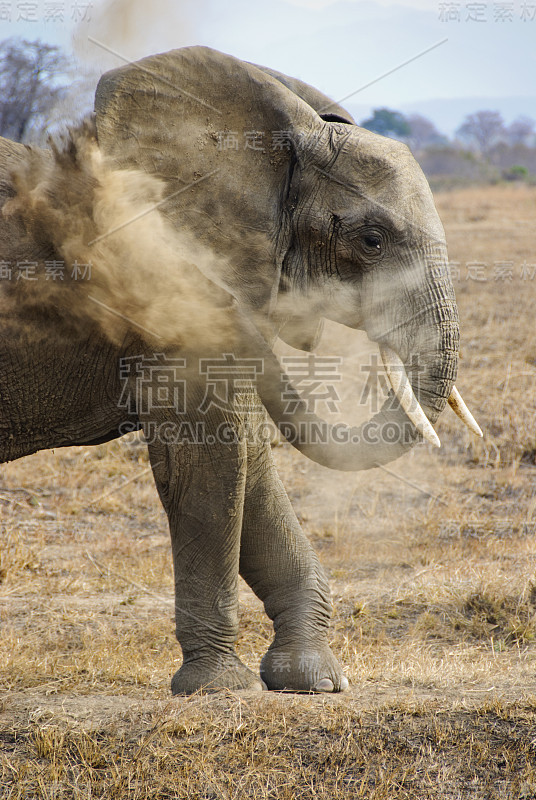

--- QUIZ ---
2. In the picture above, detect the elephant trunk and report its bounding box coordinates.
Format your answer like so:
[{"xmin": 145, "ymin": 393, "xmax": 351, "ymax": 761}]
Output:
[{"xmin": 246, "ymin": 249, "xmax": 473, "ymax": 472}]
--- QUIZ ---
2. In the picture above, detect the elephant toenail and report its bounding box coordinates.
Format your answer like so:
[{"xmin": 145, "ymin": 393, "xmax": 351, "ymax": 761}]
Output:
[
  {"xmin": 340, "ymin": 676, "xmax": 349, "ymax": 691},
  {"xmin": 314, "ymin": 678, "xmax": 334, "ymax": 692}
]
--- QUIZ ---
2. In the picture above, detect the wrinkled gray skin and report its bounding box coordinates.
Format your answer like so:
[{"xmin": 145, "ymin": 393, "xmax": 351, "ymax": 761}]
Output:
[{"xmin": 0, "ymin": 47, "xmax": 459, "ymax": 694}]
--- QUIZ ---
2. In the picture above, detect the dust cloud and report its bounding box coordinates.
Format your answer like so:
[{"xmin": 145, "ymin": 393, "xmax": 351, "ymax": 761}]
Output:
[
  {"xmin": 2, "ymin": 120, "xmax": 237, "ymax": 351},
  {"xmin": 74, "ymin": 0, "xmax": 203, "ymax": 71},
  {"xmin": 46, "ymin": 0, "xmax": 206, "ymax": 144}
]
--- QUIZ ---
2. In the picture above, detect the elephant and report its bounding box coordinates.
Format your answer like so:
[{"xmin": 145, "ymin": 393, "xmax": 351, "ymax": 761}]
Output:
[{"xmin": 0, "ymin": 46, "xmax": 481, "ymax": 695}]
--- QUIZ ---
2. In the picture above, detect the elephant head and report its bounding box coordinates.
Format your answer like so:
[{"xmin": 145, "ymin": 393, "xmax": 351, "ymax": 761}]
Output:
[{"xmin": 90, "ymin": 46, "xmax": 479, "ymax": 470}]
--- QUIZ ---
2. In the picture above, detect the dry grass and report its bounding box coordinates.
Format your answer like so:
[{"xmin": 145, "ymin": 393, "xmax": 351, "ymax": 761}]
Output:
[
  {"xmin": 2, "ymin": 696, "xmax": 536, "ymax": 799},
  {"xmin": 1, "ymin": 185, "xmax": 536, "ymax": 797}
]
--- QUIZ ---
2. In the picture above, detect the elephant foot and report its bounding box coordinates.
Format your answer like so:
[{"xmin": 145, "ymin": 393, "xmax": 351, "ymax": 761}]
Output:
[
  {"xmin": 171, "ymin": 651, "xmax": 265, "ymax": 695},
  {"xmin": 260, "ymin": 642, "xmax": 349, "ymax": 693}
]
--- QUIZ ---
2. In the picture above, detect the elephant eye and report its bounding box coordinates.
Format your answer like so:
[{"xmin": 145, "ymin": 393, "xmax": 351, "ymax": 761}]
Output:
[{"xmin": 361, "ymin": 232, "xmax": 383, "ymax": 253}]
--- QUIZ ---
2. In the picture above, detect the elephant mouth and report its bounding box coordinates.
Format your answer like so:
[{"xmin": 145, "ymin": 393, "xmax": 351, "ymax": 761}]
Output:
[
  {"xmin": 239, "ymin": 308, "xmax": 482, "ymax": 472},
  {"xmin": 379, "ymin": 344, "xmax": 482, "ymax": 446}
]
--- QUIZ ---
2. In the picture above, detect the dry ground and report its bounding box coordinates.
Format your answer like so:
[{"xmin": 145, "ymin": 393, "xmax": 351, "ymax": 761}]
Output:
[{"xmin": 1, "ymin": 184, "xmax": 536, "ymax": 798}]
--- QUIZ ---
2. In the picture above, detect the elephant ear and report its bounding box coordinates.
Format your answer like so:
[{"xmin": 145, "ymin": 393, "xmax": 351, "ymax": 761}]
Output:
[
  {"xmin": 251, "ymin": 63, "xmax": 355, "ymax": 125},
  {"xmin": 249, "ymin": 64, "xmax": 353, "ymax": 351},
  {"xmin": 94, "ymin": 46, "xmax": 325, "ymax": 318}
]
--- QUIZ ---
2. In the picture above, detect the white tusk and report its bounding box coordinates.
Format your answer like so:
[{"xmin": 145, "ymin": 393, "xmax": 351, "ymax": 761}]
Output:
[
  {"xmin": 379, "ymin": 345, "xmax": 441, "ymax": 448},
  {"xmin": 448, "ymin": 386, "xmax": 483, "ymax": 437}
]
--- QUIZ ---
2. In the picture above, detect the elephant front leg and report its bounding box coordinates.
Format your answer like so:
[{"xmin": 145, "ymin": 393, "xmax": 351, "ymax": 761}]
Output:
[
  {"xmin": 149, "ymin": 440, "xmax": 264, "ymax": 695},
  {"xmin": 240, "ymin": 441, "xmax": 348, "ymax": 693}
]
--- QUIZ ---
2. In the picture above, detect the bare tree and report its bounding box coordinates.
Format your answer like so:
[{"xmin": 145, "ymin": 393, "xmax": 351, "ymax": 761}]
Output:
[
  {"xmin": 456, "ymin": 110, "xmax": 506, "ymax": 156},
  {"xmin": 506, "ymin": 116, "xmax": 535, "ymax": 146},
  {"xmin": 0, "ymin": 38, "xmax": 69, "ymax": 142},
  {"xmin": 406, "ymin": 114, "xmax": 447, "ymax": 151}
]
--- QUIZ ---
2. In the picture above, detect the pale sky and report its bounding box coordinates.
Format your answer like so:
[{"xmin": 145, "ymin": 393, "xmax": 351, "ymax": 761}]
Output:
[{"xmin": 1, "ymin": 0, "xmax": 534, "ymax": 134}]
